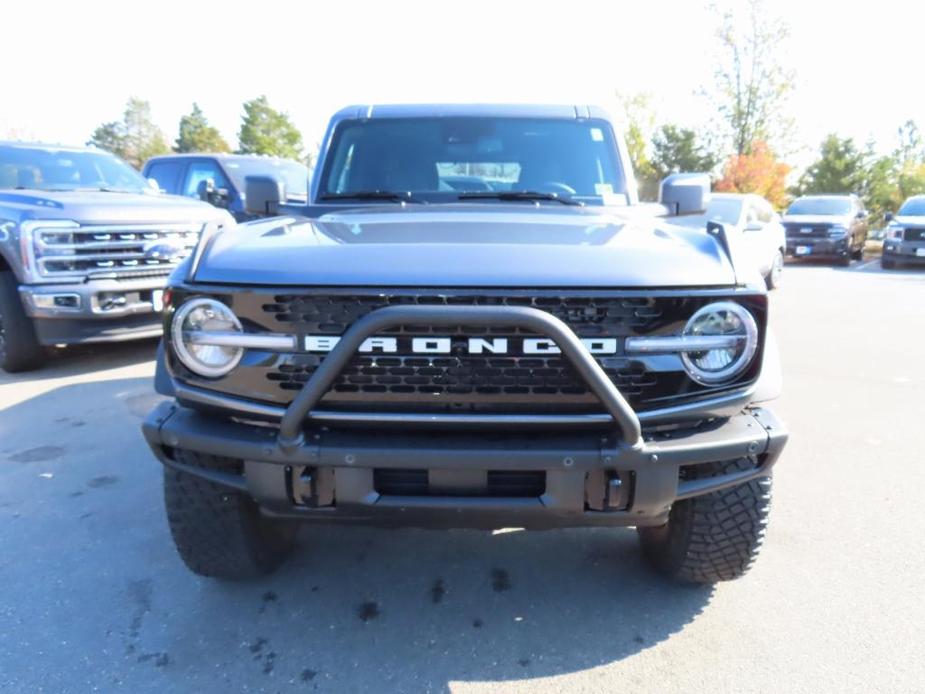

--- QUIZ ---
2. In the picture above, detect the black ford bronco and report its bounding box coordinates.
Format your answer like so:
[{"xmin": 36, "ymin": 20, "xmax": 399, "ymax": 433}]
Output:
[{"xmin": 143, "ymin": 105, "xmax": 787, "ymax": 584}]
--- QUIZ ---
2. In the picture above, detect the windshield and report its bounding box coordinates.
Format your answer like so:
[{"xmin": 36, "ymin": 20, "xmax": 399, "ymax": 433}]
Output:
[
  {"xmin": 0, "ymin": 145, "xmax": 149, "ymax": 193},
  {"xmin": 786, "ymin": 197, "xmax": 853, "ymax": 216},
  {"xmin": 898, "ymin": 197, "xmax": 925, "ymax": 216},
  {"xmin": 318, "ymin": 117, "xmax": 627, "ymax": 205},
  {"xmin": 223, "ymin": 158, "xmax": 310, "ymax": 199}
]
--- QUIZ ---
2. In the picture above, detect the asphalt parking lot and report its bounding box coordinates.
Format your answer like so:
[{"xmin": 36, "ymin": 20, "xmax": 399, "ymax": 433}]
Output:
[{"xmin": 1, "ymin": 260, "xmax": 924, "ymax": 694}]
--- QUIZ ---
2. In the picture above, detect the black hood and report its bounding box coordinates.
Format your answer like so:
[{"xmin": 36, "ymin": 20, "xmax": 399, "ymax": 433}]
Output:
[{"xmin": 196, "ymin": 205, "xmax": 738, "ymax": 288}]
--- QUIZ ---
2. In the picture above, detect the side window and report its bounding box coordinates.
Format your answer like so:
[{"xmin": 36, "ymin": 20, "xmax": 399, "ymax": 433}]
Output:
[
  {"xmin": 145, "ymin": 161, "xmax": 186, "ymax": 194},
  {"xmin": 182, "ymin": 161, "xmax": 231, "ymax": 198}
]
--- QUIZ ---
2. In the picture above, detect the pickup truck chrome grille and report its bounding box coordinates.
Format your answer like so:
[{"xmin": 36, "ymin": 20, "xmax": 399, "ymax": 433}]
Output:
[
  {"xmin": 784, "ymin": 223, "xmax": 830, "ymax": 239},
  {"xmin": 31, "ymin": 223, "xmax": 201, "ymax": 278}
]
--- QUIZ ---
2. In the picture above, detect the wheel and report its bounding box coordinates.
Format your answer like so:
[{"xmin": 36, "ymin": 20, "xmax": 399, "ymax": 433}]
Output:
[
  {"xmin": 837, "ymin": 254, "xmax": 851, "ymax": 267},
  {"xmin": 0, "ymin": 270, "xmax": 43, "ymax": 373},
  {"xmin": 851, "ymin": 245, "xmax": 864, "ymax": 261},
  {"xmin": 764, "ymin": 250, "xmax": 784, "ymax": 290},
  {"xmin": 881, "ymin": 257, "xmax": 896, "ymax": 270},
  {"xmin": 638, "ymin": 458, "xmax": 772, "ymax": 584},
  {"xmin": 163, "ymin": 449, "xmax": 297, "ymax": 579}
]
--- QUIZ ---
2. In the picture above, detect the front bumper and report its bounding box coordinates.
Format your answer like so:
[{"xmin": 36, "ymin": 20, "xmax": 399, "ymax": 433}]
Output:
[
  {"xmin": 786, "ymin": 237, "xmax": 849, "ymax": 259},
  {"xmin": 143, "ymin": 303, "xmax": 788, "ymax": 529},
  {"xmin": 19, "ymin": 276, "xmax": 167, "ymax": 345},
  {"xmin": 882, "ymin": 241, "xmax": 925, "ymax": 264},
  {"xmin": 143, "ymin": 402, "xmax": 786, "ymax": 528}
]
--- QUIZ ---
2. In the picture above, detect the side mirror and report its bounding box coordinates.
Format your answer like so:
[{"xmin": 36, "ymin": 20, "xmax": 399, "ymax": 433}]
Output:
[
  {"xmin": 146, "ymin": 177, "xmax": 162, "ymax": 193},
  {"xmin": 245, "ymin": 175, "xmax": 285, "ymax": 217},
  {"xmin": 884, "ymin": 211, "xmax": 894, "ymax": 222},
  {"xmin": 659, "ymin": 173, "xmax": 711, "ymax": 216},
  {"xmin": 196, "ymin": 178, "xmax": 215, "ymax": 202},
  {"xmin": 856, "ymin": 210, "xmax": 866, "ymax": 219}
]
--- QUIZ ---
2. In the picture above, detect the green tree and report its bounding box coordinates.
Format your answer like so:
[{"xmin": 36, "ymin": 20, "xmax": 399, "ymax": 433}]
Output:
[
  {"xmin": 237, "ymin": 96, "xmax": 303, "ymax": 159},
  {"xmin": 706, "ymin": 0, "xmax": 796, "ymax": 156},
  {"xmin": 87, "ymin": 121, "xmax": 126, "ymax": 158},
  {"xmin": 614, "ymin": 92, "xmax": 657, "ymax": 200},
  {"xmin": 650, "ymin": 125, "xmax": 718, "ymax": 180},
  {"xmin": 87, "ymin": 97, "xmax": 170, "ymax": 168},
  {"xmin": 175, "ymin": 103, "xmax": 230, "ymax": 153},
  {"xmin": 795, "ymin": 134, "xmax": 866, "ymax": 196}
]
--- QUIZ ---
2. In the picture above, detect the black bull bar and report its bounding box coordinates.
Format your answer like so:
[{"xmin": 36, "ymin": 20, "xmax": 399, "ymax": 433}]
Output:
[{"xmin": 276, "ymin": 304, "xmax": 644, "ymax": 451}]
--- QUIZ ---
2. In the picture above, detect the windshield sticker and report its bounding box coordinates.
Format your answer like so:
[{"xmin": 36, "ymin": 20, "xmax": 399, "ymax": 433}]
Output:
[
  {"xmin": 590, "ymin": 128, "xmax": 604, "ymax": 142},
  {"xmin": 595, "ymin": 183, "xmax": 614, "ymax": 196}
]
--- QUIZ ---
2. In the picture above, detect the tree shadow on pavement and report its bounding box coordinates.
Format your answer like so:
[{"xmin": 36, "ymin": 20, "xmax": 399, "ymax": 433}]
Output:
[{"xmin": 0, "ymin": 377, "xmax": 715, "ymax": 693}]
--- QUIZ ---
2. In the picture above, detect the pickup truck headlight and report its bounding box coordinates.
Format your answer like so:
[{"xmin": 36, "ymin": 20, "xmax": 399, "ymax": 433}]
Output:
[
  {"xmin": 828, "ymin": 225, "xmax": 849, "ymax": 239},
  {"xmin": 171, "ymin": 297, "xmax": 243, "ymax": 378},
  {"xmin": 680, "ymin": 302, "xmax": 758, "ymax": 384}
]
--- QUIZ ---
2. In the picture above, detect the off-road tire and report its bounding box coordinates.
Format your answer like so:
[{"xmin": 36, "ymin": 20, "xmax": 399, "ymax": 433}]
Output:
[
  {"xmin": 638, "ymin": 458, "xmax": 772, "ymax": 584},
  {"xmin": 881, "ymin": 257, "xmax": 896, "ymax": 270},
  {"xmin": 163, "ymin": 449, "xmax": 297, "ymax": 579},
  {"xmin": 0, "ymin": 270, "xmax": 43, "ymax": 373}
]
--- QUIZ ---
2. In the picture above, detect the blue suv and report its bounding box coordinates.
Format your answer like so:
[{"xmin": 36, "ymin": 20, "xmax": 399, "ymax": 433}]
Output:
[{"xmin": 143, "ymin": 154, "xmax": 310, "ymax": 221}]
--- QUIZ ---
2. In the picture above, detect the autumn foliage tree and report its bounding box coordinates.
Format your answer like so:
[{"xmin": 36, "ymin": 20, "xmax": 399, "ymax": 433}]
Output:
[{"xmin": 715, "ymin": 141, "xmax": 790, "ymax": 208}]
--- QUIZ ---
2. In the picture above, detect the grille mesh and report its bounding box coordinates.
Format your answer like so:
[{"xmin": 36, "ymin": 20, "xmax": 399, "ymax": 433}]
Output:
[
  {"xmin": 262, "ymin": 294, "xmax": 664, "ymax": 336},
  {"xmin": 784, "ymin": 223, "xmax": 831, "ymax": 239},
  {"xmin": 903, "ymin": 228, "xmax": 925, "ymax": 242},
  {"xmin": 261, "ymin": 295, "xmax": 666, "ymax": 400}
]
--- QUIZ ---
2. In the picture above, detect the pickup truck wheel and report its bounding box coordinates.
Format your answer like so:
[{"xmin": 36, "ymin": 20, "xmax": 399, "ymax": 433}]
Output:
[
  {"xmin": 764, "ymin": 250, "xmax": 784, "ymax": 290},
  {"xmin": 637, "ymin": 458, "xmax": 772, "ymax": 584},
  {"xmin": 0, "ymin": 271, "xmax": 43, "ymax": 373},
  {"xmin": 163, "ymin": 450, "xmax": 297, "ymax": 579}
]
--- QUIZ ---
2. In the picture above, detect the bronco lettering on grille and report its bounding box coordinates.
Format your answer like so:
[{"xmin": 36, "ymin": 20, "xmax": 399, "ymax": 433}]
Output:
[{"xmin": 303, "ymin": 335, "xmax": 618, "ymax": 355}]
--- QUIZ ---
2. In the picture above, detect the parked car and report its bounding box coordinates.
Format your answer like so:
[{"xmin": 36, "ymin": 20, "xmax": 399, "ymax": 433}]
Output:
[
  {"xmin": 782, "ymin": 194, "xmax": 868, "ymax": 266},
  {"xmin": 142, "ymin": 154, "xmax": 310, "ymax": 221},
  {"xmin": 882, "ymin": 195, "xmax": 925, "ymax": 269},
  {"xmin": 143, "ymin": 104, "xmax": 787, "ymax": 585},
  {"xmin": 675, "ymin": 192, "xmax": 785, "ymax": 289},
  {"xmin": 0, "ymin": 141, "xmax": 231, "ymax": 372}
]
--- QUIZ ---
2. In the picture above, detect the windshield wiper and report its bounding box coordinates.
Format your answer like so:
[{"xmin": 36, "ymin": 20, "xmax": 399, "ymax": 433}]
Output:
[
  {"xmin": 319, "ymin": 191, "xmax": 423, "ymax": 203},
  {"xmin": 457, "ymin": 191, "xmax": 584, "ymax": 206}
]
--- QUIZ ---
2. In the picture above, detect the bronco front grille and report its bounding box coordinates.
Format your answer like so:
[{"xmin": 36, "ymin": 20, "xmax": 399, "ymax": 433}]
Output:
[
  {"xmin": 171, "ymin": 288, "xmax": 766, "ymax": 416},
  {"xmin": 903, "ymin": 227, "xmax": 925, "ymax": 242},
  {"xmin": 30, "ymin": 223, "xmax": 201, "ymax": 278}
]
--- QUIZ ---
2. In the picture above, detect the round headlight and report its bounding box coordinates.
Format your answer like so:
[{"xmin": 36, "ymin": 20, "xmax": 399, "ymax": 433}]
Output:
[
  {"xmin": 171, "ymin": 298, "xmax": 243, "ymax": 378},
  {"xmin": 680, "ymin": 302, "xmax": 758, "ymax": 384}
]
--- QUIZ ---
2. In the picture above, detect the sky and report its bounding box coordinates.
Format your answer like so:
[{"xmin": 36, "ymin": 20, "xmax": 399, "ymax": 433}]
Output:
[{"xmin": 2, "ymin": 0, "xmax": 921, "ymax": 169}]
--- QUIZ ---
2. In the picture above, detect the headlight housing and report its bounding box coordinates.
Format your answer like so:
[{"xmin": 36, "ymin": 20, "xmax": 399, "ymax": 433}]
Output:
[
  {"xmin": 680, "ymin": 302, "xmax": 759, "ymax": 384},
  {"xmin": 171, "ymin": 297, "xmax": 243, "ymax": 378},
  {"xmin": 828, "ymin": 225, "xmax": 849, "ymax": 239}
]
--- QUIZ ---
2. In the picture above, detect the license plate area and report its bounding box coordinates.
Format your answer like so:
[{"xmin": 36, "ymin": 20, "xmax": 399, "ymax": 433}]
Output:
[{"xmin": 795, "ymin": 245, "xmax": 812, "ymax": 256}]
